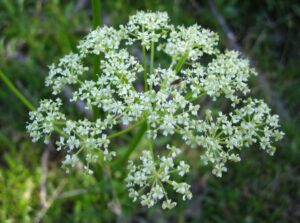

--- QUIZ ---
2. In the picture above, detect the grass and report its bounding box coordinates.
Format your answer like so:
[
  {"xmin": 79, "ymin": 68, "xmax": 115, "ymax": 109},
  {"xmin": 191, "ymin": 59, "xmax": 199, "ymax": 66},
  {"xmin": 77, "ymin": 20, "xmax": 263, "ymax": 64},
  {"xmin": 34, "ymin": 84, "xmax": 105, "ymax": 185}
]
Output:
[{"xmin": 0, "ymin": 0, "xmax": 299, "ymax": 222}]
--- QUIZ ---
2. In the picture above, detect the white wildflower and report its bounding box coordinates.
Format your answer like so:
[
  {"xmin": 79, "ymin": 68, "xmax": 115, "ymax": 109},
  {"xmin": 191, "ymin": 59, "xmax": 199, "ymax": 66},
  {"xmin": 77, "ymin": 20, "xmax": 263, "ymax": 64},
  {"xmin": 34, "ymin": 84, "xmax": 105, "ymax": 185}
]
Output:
[{"xmin": 26, "ymin": 11, "xmax": 284, "ymax": 210}]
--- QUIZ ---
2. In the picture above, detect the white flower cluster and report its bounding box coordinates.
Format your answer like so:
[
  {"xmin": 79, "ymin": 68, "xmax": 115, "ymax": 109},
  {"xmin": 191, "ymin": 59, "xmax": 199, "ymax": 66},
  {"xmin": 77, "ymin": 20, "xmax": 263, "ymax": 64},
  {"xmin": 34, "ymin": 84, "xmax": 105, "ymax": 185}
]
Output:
[
  {"xmin": 78, "ymin": 26, "xmax": 123, "ymax": 56},
  {"xmin": 27, "ymin": 99, "xmax": 65, "ymax": 143},
  {"xmin": 197, "ymin": 98, "xmax": 284, "ymax": 177},
  {"xmin": 27, "ymin": 11, "xmax": 284, "ymax": 209},
  {"xmin": 122, "ymin": 11, "xmax": 171, "ymax": 49},
  {"xmin": 57, "ymin": 119, "xmax": 114, "ymax": 174},
  {"xmin": 46, "ymin": 53, "xmax": 88, "ymax": 94},
  {"xmin": 126, "ymin": 145, "xmax": 191, "ymax": 209},
  {"xmin": 165, "ymin": 24, "xmax": 219, "ymax": 62}
]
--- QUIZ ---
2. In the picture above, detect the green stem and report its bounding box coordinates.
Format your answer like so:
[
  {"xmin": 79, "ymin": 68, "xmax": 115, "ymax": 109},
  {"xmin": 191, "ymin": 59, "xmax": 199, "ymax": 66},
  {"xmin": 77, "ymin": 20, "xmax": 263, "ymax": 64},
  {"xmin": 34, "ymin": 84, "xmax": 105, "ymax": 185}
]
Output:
[
  {"xmin": 0, "ymin": 69, "xmax": 35, "ymax": 111},
  {"xmin": 107, "ymin": 119, "xmax": 145, "ymax": 139},
  {"xmin": 185, "ymin": 91, "xmax": 205, "ymax": 101},
  {"xmin": 174, "ymin": 51, "xmax": 189, "ymax": 74},
  {"xmin": 92, "ymin": 0, "xmax": 101, "ymax": 29},
  {"xmin": 92, "ymin": 0, "xmax": 101, "ymax": 76},
  {"xmin": 112, "ymin": 121, "xmax": 147, "ymax": 169},
  {"xmin": 150, "ymin": 41, "xmax": 155, "ymax": 75},
  {"xmin": 54, "ymin": 126, "xmax": 67, "ymax": 137},
  {"xmin": 149, "ymin": 135, "xmax": 154, "ymax": 160},
  {"xmin": 92, "ymin": 0, "xmax": 101, "ymax": 119},
  {"xmin": 184, "ymin": 91, "xmax": 194, "ymax": 100},
  {"xmin": 142, "ymin": 45, "xmax": 148, "ymax": 91}
]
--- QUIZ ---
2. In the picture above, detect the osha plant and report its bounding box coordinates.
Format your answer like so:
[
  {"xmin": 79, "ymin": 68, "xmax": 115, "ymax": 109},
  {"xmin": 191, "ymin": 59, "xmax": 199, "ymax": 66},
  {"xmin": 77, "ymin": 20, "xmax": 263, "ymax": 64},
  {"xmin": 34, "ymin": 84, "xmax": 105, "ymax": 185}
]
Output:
[{"xmin": 26, "ymin": 11, "xmax": 284, "ymax": 209}]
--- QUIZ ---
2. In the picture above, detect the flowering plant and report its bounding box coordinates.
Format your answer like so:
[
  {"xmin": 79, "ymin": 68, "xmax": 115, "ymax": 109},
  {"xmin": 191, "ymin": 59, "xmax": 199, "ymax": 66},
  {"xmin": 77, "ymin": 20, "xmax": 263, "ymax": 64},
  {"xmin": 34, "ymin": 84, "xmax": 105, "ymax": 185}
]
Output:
[{"xmin": 26, "ymin": 11, "xmax": 284, "ymax": 209}]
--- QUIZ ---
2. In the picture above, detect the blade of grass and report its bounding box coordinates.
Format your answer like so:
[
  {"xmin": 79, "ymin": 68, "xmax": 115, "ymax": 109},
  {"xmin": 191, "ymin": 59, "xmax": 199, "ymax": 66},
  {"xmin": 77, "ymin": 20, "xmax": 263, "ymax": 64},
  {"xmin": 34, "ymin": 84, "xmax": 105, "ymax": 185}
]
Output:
[
  {"xmin": 0, "ymin": 69, "xmax": 35, "ymax": 111},
  {"xmin": 0, "ymin": 69, "xmax": 67, "ymax": 138}
]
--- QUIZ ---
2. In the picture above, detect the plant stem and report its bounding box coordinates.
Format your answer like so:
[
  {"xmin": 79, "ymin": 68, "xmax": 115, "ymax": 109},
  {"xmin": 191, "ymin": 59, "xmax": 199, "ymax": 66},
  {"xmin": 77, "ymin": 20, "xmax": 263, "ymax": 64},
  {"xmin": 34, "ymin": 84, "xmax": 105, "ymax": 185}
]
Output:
[
  {"xmin": 92, "ymin": 0, "xmax": 101, "ymax": 29},
  {"xmin": 92, "ymin": 0, "xmax": 101, "ymax": 119},
  {"xmin": 0, "ymin": 69, "xmax": 35, "ymax": 111},
  {"xmin": 54, "ymin": 126, "xmax": 67, "ymax": 137},
  {"xmin": 146, "ymin": 43, "xmax": 156, "ymax": 159},
  {"xmin": 185, "ymin": 91, "xmax": 205, "ymax": 101},
  {"xmin": 112, "ymin": 121, "xmax": 147, "ymax": 169},
  {"xmin": 107, "ymin": 119, "xmax": 145, "ymax": 139},
  {"xmin": 150, "ymin": 41, "xmax": 155, "ymax": 75},
  {"xmin": 142, "ymin": 45, "xmax": 148, "ymax": 91},
  {"xmin": 190, "ymin": 92, "xmax": 205, "ymax": 102},
  {"xmin": 174, "ymin": 51, "xmax": 189, "ymax": 74},
  {"xmin": 92, "ymin": 0, "xmax": 101, "ymax": 77},
  {"xmin": 149, "ymin": 134, "xmax": 154, "ymax": 160}
]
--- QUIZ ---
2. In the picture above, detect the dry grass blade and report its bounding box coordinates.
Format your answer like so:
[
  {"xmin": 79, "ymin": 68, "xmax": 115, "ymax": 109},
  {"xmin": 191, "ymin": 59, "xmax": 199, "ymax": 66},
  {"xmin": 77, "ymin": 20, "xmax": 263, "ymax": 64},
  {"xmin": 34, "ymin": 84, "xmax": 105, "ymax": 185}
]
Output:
[{"xmin": 34, "ymin": 181, "xmax": 66, "ymax": 223}]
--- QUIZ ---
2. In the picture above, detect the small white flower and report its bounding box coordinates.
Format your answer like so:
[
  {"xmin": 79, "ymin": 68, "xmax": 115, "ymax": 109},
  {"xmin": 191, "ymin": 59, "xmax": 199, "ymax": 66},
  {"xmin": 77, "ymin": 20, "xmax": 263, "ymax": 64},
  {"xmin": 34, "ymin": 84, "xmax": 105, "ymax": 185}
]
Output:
[
  {"xmin": 162, "ymin": 199, "xmax": 177, "ymax": 210},
  {"xmin": 151, "ymin": 184, "xmax": 164, "ymax": 200},
  {"xmin": 177, "ymin": 161, "xmax": 190, "ymax": 176}
]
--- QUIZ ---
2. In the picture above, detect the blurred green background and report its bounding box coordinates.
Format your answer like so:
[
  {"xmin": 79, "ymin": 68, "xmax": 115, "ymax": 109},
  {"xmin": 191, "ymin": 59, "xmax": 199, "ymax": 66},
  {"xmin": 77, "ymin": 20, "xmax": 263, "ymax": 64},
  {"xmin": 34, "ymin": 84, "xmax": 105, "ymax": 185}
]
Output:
[{"xmin": 0, "ymin": 0, "xmax": 299, "ymax": 222}]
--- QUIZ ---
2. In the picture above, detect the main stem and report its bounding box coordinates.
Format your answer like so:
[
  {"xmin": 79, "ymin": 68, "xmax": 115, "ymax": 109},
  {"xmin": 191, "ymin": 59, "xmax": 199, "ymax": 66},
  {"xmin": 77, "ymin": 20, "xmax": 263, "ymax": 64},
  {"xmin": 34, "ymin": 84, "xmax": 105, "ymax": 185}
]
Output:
[
  {"xmin": 149, "ymin": 138, "xmax": 154, "ymax": 160},
  {"xmin": 92, "ymin": 0, "xmax": 101, "ymax": 76},
  {"xmin": 142, "ymin": 45, "xmax": 148, "ymax": 91},
  {"xmin": 174, "ymin": 51, "xmax": 189, "ymax": 74},
  {"xmin": 92, "ymin": 0, "xmax": 101, "ymax": 28},
  {"xmin": 148, "ymin": 42, "xmax": 155, "ymax": 158},
  {"xmin": 112, "ymin": 122, "xmax": 147, "ymax": 169},
  {"xmin": 150, "ymin": 41, "xmax": 155, "ymax": 76},
  {"xmin": 92, "ymin": 0, "xmax": 101, "ymax": 119}
]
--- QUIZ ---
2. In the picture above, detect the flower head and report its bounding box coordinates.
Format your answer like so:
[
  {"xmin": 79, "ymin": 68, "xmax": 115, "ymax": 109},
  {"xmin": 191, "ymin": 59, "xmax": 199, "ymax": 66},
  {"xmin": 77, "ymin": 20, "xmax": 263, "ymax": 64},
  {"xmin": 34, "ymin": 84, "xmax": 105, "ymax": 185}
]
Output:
[
  {"xmin": 27, "ymin": 11, "xmax": 284, "ymax": 209},
  {"xmin": 126, "ymin": 145, "xmax": 191, "ymax": 209}
]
